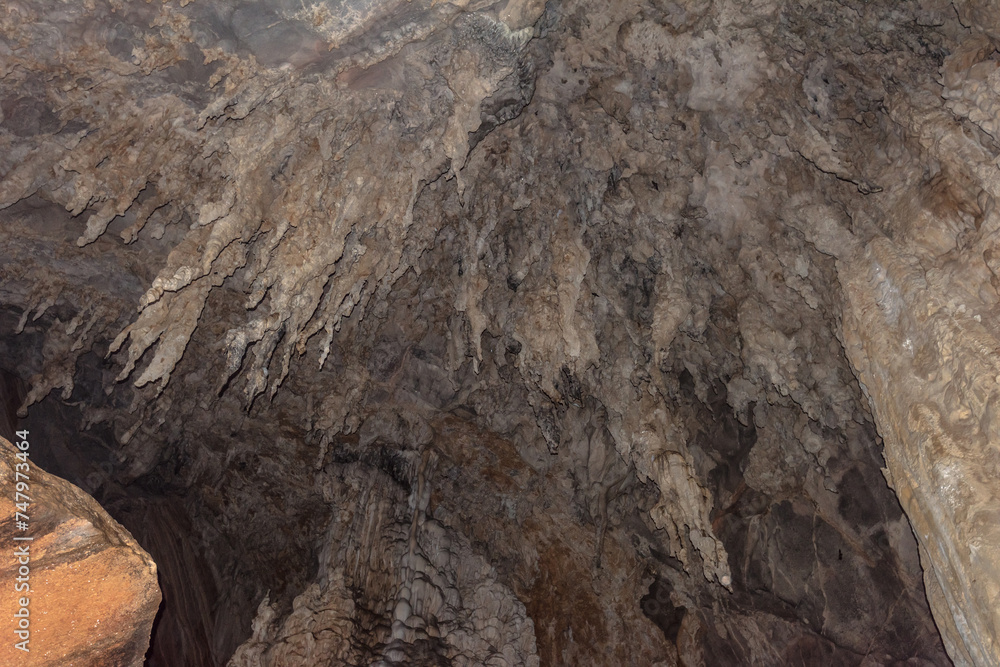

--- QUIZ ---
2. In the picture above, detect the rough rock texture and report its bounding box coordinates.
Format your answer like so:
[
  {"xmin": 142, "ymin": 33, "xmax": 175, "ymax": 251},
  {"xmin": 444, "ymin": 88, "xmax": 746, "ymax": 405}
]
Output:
[
  {"xmin": 0, "ymin": 435, "xmax": 160, "ymax": 666},
  {"xmin": 1, "ymin": 0, "xmax": 998, "ymax": 664}
]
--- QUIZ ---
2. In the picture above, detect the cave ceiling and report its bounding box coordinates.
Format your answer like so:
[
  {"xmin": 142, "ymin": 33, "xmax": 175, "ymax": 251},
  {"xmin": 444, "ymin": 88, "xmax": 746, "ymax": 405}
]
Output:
[{"xmin": 1, "ymin": 0, "xmax": 999, "ymax": 665}]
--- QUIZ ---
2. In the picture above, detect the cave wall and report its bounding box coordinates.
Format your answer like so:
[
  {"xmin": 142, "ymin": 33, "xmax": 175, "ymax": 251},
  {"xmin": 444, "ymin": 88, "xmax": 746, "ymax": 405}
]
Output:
[{"xmin": 0, "ymin": 0, "xmax": 997, "ymax": 665}]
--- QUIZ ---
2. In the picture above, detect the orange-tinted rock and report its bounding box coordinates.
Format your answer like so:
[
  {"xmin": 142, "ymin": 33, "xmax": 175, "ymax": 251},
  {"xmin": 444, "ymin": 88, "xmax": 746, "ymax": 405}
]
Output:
[{"xmin": 0, "ymin": 435, "xmax": 160, "ymax": 666}]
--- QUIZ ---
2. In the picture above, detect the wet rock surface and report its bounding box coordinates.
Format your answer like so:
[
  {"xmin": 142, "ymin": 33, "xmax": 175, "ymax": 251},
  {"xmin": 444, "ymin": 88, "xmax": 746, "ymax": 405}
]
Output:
[{"xmin": 0, "ymin": 0, "xmax": 997, "ymax": 664}]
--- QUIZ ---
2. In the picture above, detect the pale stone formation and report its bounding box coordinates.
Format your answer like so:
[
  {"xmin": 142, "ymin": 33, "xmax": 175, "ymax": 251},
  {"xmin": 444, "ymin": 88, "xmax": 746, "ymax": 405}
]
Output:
[
  {"xmin": 0, "ymin": 0, "xmax": 998, "ymax": 664},
  {"xmin": 835, "ymin": 76, "xmax": 1000, "ymax": 667},
  {"xmin": 0, "ymin": 435, "xmax": 160, "ymax": 666}
]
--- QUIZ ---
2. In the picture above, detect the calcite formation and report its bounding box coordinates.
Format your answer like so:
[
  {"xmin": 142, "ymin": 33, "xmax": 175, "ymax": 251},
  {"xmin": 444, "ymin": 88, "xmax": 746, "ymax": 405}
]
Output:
[
  {"xmin": 0, "ymin": 435, "xmax": 160, "ymax": 666},
  {"xmin": 0, "ymin": 0, "xmax": 998, "ymax": 664}
]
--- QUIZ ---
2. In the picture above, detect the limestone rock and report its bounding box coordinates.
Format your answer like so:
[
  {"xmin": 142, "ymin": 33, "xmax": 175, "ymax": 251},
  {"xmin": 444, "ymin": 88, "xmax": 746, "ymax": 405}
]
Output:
[{"xmin": 0, "ymin": 435, "xmax": 160, "ymax": 666}]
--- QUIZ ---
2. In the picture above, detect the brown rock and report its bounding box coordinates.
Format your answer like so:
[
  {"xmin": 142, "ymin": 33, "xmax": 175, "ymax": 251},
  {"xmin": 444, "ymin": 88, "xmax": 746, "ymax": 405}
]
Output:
[{"xmin": 0, "ymin": 434, "xmax": 160, "ymax": 666}]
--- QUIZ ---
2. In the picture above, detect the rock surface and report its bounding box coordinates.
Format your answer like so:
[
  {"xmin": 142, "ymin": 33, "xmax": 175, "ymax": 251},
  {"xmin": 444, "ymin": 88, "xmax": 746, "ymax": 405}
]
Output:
[
  {"xmin": 0, "ymin": 434, "xmax": 160, "ymax": 666},
  {"xmin": 0, "ymin": 0, "xmax": 997, "ymax": 664}
]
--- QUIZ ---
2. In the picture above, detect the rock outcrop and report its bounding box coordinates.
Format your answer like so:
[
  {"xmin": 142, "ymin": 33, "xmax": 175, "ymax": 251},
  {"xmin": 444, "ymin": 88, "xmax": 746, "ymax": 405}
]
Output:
[{"xmin": 0, "ymin": 434, "xmax": 160, "ymax": 666}]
